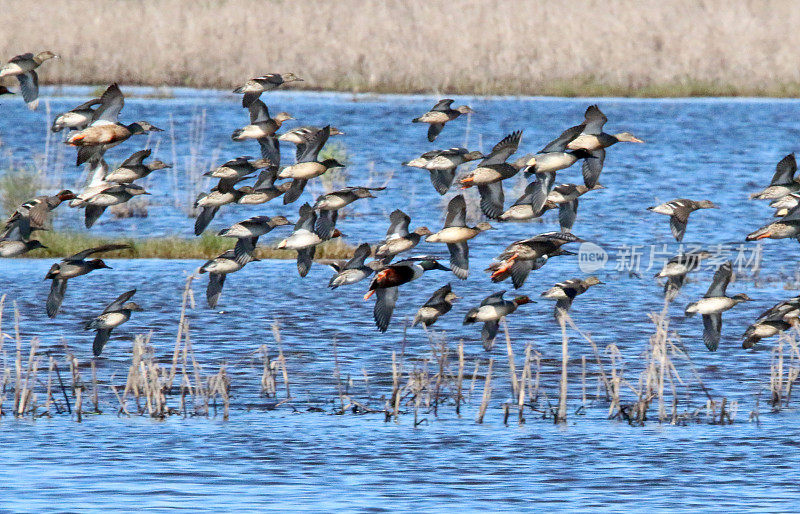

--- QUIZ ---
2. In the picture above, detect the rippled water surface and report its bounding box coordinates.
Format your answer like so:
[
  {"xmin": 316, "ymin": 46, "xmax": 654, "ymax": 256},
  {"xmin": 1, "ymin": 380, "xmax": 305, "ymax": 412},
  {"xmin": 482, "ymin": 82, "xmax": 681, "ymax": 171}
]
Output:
[{"xmin": 1, "ymin": 89, "xmax": 800, "ymax": 510}]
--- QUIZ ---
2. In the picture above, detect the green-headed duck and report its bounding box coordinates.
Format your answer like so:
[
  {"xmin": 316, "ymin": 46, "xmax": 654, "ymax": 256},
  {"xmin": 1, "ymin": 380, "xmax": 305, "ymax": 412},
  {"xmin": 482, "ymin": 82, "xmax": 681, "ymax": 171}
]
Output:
[
  {"xmin": 45, "ymin": 244, "xmax": 131, "ymax": 318},
  {"xmin": 328, "ymin": 243, "xmax": 374, "ymax": 289},
  {"xmin": 654, "ymin": 250, "xmax": 713, "ymax": 302},
  {"xmin": 277, "ymin": 203, "xmax": 343, "ymax": 277},
  {"xmin": 426, "ymin": 194, "xmax": 493, "ymax": 279},
  {"xmin": 487, "ymin": 232, "xmax": 582, "ymax": 288},
  {"xmin": 85, "ymin": 289, "xmax": 142, "ymax": 356},
  {"xmin": 403, "ymin": 147, "xmax": 484, "ymax": 195},
  {"xmin": 4, "ymin": 189, "xmax": 76, "ymax": 238},
  {"xmin": 542, "ymin": 276, "xmax": 603, "ymax": 321},
  {"xmin": 750, "ymin": 154, "xmax": 798, "ymax": 200},
  {"xmin": 0, "ymin": 51, "xmax": 59, "ymax": 110},
  {"xmin": 685, "ymin": 262, "xmax": 751, "ymax": 351},
  {"xmin": 278, "ymin": 126, "xmax": 344, "ymax": 204},
  {"xmin": 647, "ymin": 199, "xmax": 717, "ymax": 242},
  {"xmin": 413, "ymin": 283, "xmax": 459, "ymax": 328},
  {"xmin": 412, "ymin": 99, "xmax": 474, "ymax": 142},
  {"xmin": 104, "ymin": 149, "xmax": 171, "ymax": 183},
  {"xmin": 374, "ymin": 209, "xmax": 432, "ymax": 263},
  {"xmin": 464, "ymin": 291, "xmax": 532, "ymax": 351},
  {"xmin": 52, "ymin": 98, "xmax": 102, "ymax": 133},
  {"xmin": 459, "ymin": 131, "xmax": 523, "ymax": 219},
  {"xmin": 233, "ymin": 73, "xmax": 303, "ymax": 107},
  {"xmin": 364, "ymin": 256, "xmax": 450, "ymax": 332},
  {"xmin": 313, "ymin": 186, "xmax": 384, "ymax": 240}
]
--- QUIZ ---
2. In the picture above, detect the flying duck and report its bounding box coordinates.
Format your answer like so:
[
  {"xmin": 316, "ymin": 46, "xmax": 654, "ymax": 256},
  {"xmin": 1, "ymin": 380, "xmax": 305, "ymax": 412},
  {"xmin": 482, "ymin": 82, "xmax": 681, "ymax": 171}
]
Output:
[
  {"xmin": 313, "ymin": 186, "xmax": 385, "ymax": 240},
  {"xmin": 413, "ymin": 283, "xmax": 459, "ymax": 328},
  {"xmin": 4, "ymin": 189, "xmax": 75, "ymax": 237},
  {"xmin": 51, "ymin": 98, "xmax": 102, "ymax": 133},
  {"xmin": 104, "ymin": 149, "xmax": 171, "ymax": 183},
  {"xmin": 233, "ymin": 73, "xmax": 303, "ymax": 107},
  {"xmin": 236, "ymin": 167, "xmax": 291, "ymax": 204},
  {"xmin": 654, "ymin": 251, "xmax": 713, "ymax": 302},
  {"xmin": 364, "ymin": 256, "xmax": 451, "ymax": 332},
  {"xmin": 750, "ymin": 154, "xmax": 798, "ymax": 200},
  {"xmin": 194, "ymin": 177, "xmax": 247, "ymax": 235},
  {"xmin": 403, "ymin": 147, "xmax": 484, "ymax": 195},
  {"xmin": 685, "ymin": 262, "xmax": 751, "ymax": 351},
  {"xmin": 231, "ymin": 99, "xmax": 292, "ymax": 165},
  {"xmin": 0, "ymin": 223, "xmax": 46, "ymax": 257},
  {"xmin": 69, "ymin": 159, "xmax": 150, "ymax": 228},
  {"xmin": 412, "ymin": 99, "xmax": 474, "ymax": 142},
  {"xmin": 487, "ymin": 232, "xmax": 583, "ymax": 288},
  {"xmin": 66, "ymin": 84, "xmax": 163, "ymax": 165},
  {"xmin": 499, "ymin": 170, "xmax": 557, "ymax": 222},
  {"xmin": 425, "ymin": 194, "xmax": 493, "ymax": 279},
  {"xmin": 0, "ymin": 51, "xmax": 59, "ymax": 110},
  {"xmin": 45, "ymin": 244, "xmax": 130, "ymax": 318},
  {"xmin": 278, "ymin": 126, "xmax": 344, "ymax": 204},
  {"xmin": 541, "ymin": 276, "xmax": 603, "ymax": 321},
  {"xmin": 459, "ymin": 131, "xmax": 523, "ymax": 219},
  {"xmin": 218, "ymin": 215, "xmax": 291, "ymax": 263},
  {"xmin": 199, "ymin": 249, "xmax": 259, "ymax": 309},
  {"xmin": 746, "ymin": 203, "xmax": 800, "ymax": 242},
  {"xmin": 742, "ymin": 295, "xmax": 800, "ymax": 349},
  {"xmin": 85, "ymin": 289, "xmax": 142, "ymax": 356},
  {"xmin": 521, "ymin": 123, "xmax": 588, "ymax": 177},
  {"xmin": 566, "ymin": 105, "xmax": 643, "ymax": 187},
  {"xmin": 647, "ymin": 199, "xmax": 717, "ymax": 242},
  {"xmin": 328, "ymin": 243, "xmax": 374, "ymax": 289},
  {"xmin": 279, "ymin": 125, "xmax": 344, "ymax": 144},
  {"xmin": 374, "ymin": 209, "xmax": 432, "ymax": 263},
  {"xmin": 277, "ymin": 203, "xmax": 342, "ymax": 277},
  {"xmin": 464, "ymin": 291, "xmax": 532, "ymax": 351}
]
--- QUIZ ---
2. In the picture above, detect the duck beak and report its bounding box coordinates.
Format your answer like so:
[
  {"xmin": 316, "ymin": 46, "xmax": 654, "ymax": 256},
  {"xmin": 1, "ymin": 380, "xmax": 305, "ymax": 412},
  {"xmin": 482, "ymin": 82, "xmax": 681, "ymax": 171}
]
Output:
[{"xmin": 632, "ymin": 137, "xmax": 644, "ymax": 143}]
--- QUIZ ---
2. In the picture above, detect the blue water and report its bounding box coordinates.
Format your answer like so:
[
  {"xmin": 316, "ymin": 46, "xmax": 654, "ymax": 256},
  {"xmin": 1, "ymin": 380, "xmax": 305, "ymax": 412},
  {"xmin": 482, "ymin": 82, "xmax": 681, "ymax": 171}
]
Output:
[{"xmin": 1, "ymin": 88, "xmax": 800, "ymax": 510}]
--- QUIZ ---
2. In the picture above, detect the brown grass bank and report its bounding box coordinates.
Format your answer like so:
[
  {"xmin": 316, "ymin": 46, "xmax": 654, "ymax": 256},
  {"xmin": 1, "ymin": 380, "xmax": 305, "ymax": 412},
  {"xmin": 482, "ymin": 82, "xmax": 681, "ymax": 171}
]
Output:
[{"xmin": 1, "ymin": 0, "xmax": 799, "ymax": 97}]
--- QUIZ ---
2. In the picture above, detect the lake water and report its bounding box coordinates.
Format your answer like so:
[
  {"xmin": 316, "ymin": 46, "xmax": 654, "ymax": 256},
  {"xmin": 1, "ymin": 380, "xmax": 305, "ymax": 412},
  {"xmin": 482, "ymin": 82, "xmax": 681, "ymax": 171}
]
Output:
[{"xmin": 1, "ymin": 88, "xmax": 800, "ymax": 510}]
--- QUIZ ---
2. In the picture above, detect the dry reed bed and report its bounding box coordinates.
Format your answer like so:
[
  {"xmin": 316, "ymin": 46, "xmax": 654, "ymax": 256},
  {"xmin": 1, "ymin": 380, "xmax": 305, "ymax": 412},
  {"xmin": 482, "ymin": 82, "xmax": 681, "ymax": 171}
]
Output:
[
  {"xmin": 1, "ymin": 1, "xmax": 799, "ymax": 96},
  {"xmin": 3, "ymin": 279, "xmax": 798, "ymax": 426}
]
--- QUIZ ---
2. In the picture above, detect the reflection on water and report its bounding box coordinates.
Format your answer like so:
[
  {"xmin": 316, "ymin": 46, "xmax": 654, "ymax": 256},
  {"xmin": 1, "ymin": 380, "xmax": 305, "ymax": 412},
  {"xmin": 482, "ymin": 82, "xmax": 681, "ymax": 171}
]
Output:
[{"xmin": 2, "ymin": 90, "xmax": 800, "ymax": 508}]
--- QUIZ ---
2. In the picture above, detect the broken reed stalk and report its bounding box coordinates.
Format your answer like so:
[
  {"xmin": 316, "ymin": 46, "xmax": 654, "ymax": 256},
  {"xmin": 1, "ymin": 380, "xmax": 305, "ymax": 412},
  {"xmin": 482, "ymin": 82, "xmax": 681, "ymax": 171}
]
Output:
[
  {"xmin": 272, "ymin": 322, "xmax": 291, "ymax": 399},
  {"xmin": 259, "ymin": 344, "xmax": 276, "ymax": 398},
  {"xmin": 455, "ymin": 341, "xmax": 464, "ymax": 416},
  {"xmin": 477, "ymin": 358, "xmax": 493, "ymax": 424},
  {"xmin": 332, "ymin": 339, "xmax": 345, "ymax": 412},
  {"xmin": 557, "ymin": 316, "xmax": 569, "ymax": 423},
  {"xmin": 504, "ymin": 320, "xmax": 518, "ymax": 400}
]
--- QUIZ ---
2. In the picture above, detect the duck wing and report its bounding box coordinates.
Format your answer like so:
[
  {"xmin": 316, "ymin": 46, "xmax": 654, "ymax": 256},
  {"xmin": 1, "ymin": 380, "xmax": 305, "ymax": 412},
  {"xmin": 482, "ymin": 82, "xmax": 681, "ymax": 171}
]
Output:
[
  {"xmin": 702, "ymin": 313, "xmax": 722, "ymax": 351},
  {"xmin": 373, "ymin": 286, "xmax": 399, "ymax": 332},
  {"xmin": 447, "ymin": 242, "xmax": 469, "ymax": 280},
  {"xmin": 297, "ymin": 246, "xmax": 316, "ymax": 277},
  {"xmin": 120, "ymin": 149, "xmax": 151, "ymax": 167},
  {"xmin": 554, "ymin": 297, "xmax": 574, "ymax": 321},
  {"xmin": 481, "ymin": 291, "xmax": 506, "ymax": 306},
  {"xmin": 92, "ymin": 329, "xmax": 113, "ymax": 357},
  {"xmin": 314, "ymin": 210, "xmax": 339, "ymax": 240},
  {"xmin": 581, "ymin": 149, "xmax": 605, "ymax": 188},
  {"xmin": 444, "ymin": 194, "xmax": 467, "ymax": 227},
  {"xmin": 540, "ymin": 123, "xmax": 585, "ymax": 153},
  {"xmin": 67, "ymin": 243, "xmax": 130, "ymax": 261},
  {"xmin": 664, "ymin": 275, "xmax": 685, "ymax": 302},
  {"xmin": 558, "ymin": 199, "xmax": 579, "ymax": 232},
  {"xmin": 206, "ymin": 273, "xmax": 226, "ymax": 308},
  {"xmin": 431, "ymin": 99, "xmax": 454, "ymax": 111},
  {"xmin": 429, "ymin": 169, "xmax": 455, "ymax": 195},
  {"xmin": 480, "ymin": 131, "xmax": 522, "ymax": 166},
  {"xmin": 103, "ymin": 289, "xmax": 137, "ymax": 313},
  {"xmin": 387, "ymin": 209, "xmax": 411, "ymax": 238},
  {"xmin": 530, "ymin": 170, "xmax": 556, "ymax": 215},
  {"xmin": 770, "ymin": 153, "xmax": 797, "ymax": 186},
  {"xmin": 482, "ymin": 321, "xmax": 500, "ymax": 351},
  {"xmin": 295, "ymin": 203, "xmax": 316, "ymax": 232},
  {"xmin": 283, "ymin": 179, "xmax": 307, "ymax": 204},
  {"xmin": 233, "ymin": 237, "xmax": 259, "ymax": 265},
  {"xmin": 582, "ymin": 105, "xmax": 608, "ymax": 135},
  {"xmin": 427, "ymin": 123, "xmax": 445, "ymax": 142},
  {"xmin": 16, "ymin": 70, "xmax": 39, "ymax": 110},
  {"xmin": 296, "ymin": 126, "xmax": 330, "ymax": 163},
  {"xmin": 92, "ymin": 84, "xmax": 124, "ymax": 124},
  {"xmin": 779, "ymin": 204, "xmax": 800, "ymax": 223},
  {"xmin": 194, "ymin": 206, "xmax": 220, "ymax": 236},
  {"xmin": 258, "ymin": 136, "xmax": 280, "ymax": 166},
  {"xmin": 248, "ymin": 99, "xmax": 270, "ymax": 124},
  {"xmin": 477, "ymin": 182, "xmax": 505, "ymax": 219},
  {"xmin": 423, "ymin": 283, "xmax": 452, "ymax": 307},
  {"xmin": 704, "ymin": 261, "xmax": 732, "ymax": 298},
  {"xmin": 510, "ymin": 259, "xmax": 534, "ymax": 289},
  {"xmin": 345, "ymin": 243, "xmax": 372, "ymax": 270},
  {"xmin": 46, "ymin": 279, "xmax": 68, "ymax": 318},
  {"xmin": 253, "ymin": 166, "xmax": 279, "ymax": 189},
  {"xmin": 84, "ymin": 205, "xmax": 107, "ymax": 228}
]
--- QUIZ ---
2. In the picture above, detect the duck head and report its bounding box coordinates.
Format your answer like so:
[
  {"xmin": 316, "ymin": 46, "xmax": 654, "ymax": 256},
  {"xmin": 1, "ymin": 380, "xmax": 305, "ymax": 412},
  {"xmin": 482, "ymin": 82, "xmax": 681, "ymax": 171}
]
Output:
[
  {"xmin": 130, "ymin": 121, "xmax": 164, "ymax": 133},
  {"xmin": 698, "ymin": 200, "xmax": 718, "ymax": 209},
  {"xmin": 321, "ymin": 158, "xmax": 345, "ymax": 169},
  {"xmin": 733, "ymin": 293, "xmax": 753, "ymax": 304},
  {"xmin": 457, "ymin": 106, "xmax": 475, "ymax": 114},
  {"xmin": 513, "ymin": 295, "xmax": 533, "ymax": 305},
  {"xmin": 269, "ymin": 215, "xmax": 292, "ymax": 227},
  {"xmin": 475, "ymin": 221, "xmax": 494, "ymax": 232},
  {"xmin": 35, "ymin": 51, "xmax": 60, "ymax": 63},
  {"xmin": 148, "ymin": 160, "xmax": 172, "ymax": 171},
  {"xmin": 353, "ymin": 188, "xmax": 377, "ymax": 199},
  {"xmin": 274, "ymin": 112, "xmax": 294, "ymax": 123},
  {"xmin": 281, "ymin": 73, "xmax": 304, "ymax": 83},
  {"xmin": 414, "ymin": 226, "xmax": 433, "ymax": 236},
  {"xmin": 27, "ymin": 240, "xmax": 47, "ymax": 251},
  {"xmin": 584, "ymin": 276, "xmax": 604, "ymax": 286},
  {"xmin": 90, "ymin": 259, "xmax": 112, "ymax": 270},
  {"xmin": 0, "ymin": 86, "xmax": 13, "ymax": 96},
  {"xmin": 56, "ymin": 189, "xmax": 77, "ymax": 201},
  {"xmin": 123, "ymin": 302, "xmax": 144, "ymax": 312},
  {"xmin": 614, "ymin": 132, "xmax": 644, "ymax": 143},
  {"xmin": 420, "ymin": 259, "xmax": 451, "ymax": 272}
]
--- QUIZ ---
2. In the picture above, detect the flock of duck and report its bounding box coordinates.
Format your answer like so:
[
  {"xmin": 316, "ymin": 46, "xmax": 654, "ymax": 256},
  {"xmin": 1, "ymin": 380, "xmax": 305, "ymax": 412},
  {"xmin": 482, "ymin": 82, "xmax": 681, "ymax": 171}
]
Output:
[{"xmin": 1, "ymin": 50, "xmax": 799, "ymax": 357}]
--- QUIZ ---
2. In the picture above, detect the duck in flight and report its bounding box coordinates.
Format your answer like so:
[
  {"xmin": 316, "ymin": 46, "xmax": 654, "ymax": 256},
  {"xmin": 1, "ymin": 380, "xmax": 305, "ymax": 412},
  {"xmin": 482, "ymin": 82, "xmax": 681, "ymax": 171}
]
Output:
[
  {"xmin": 412, "ymin": 99, "xmax": 474, "ymax": 142},
  {"xmin": 685, "ymin": 262, "xmax": 751, "ymax": 351},
  {"xmin": 85, "ymin": 289, "xmax": 143, "ymax": 356},
  {"xmin": 0, "ymin": 50, "xmax": 59, "ymax": 110}
]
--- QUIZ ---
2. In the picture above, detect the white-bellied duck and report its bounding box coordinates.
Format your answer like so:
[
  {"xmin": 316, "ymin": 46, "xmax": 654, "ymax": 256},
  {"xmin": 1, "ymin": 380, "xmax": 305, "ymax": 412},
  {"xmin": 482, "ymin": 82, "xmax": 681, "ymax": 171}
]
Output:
[
  {"xmin": 328, "ymin": 243, "xmax": 374, "ymax": 289},
  {"xmin": 233, "ymin": 73, "xmax": 303, "ymax": 107},
  {"xmin": 426, "ymin": 194, "xmax": 493, "ymax": 279},
  {"xmin": 313, "ymin": 186, "xmax": 385, "ymax": 240},
  {"xmin": 464, "ymin": 291, "xmax": 532, "ymax": 351},
  {"xmin": 685, "ymin": 262, "xmax": 751, "ymax": 351},
  {"xmin": 487, "ymin": 232, "xmax": 582, "ymax": 288},
  {"xmin": 750, "ymin": 154, "xmax": 798, "ymax": 200},
  {"xmin": 654, "ymin": 250, "xmax": 713, "ymax": 302},
  {"xmin": 403, "ymin": 147, "xmax": 484, "ymax": 195},
  {"xmin": 412, "ymin": 99, "xmax": 474, "ymax": 142},
  {"xmin": 278, "ymin": 126, "xmax": 344, "ymax": 204},
  {"xmin": 542, "ymin": 276, "xmax": 603, "ymax": 321},
  {"xmin": 374, "ymin": 209, "xmax": 432, "ymax": 263},
  {"xmin": 277, "ymin": 203, "xmax": 343, "ymax": 277},
  {"xmin": 459, "ymin": 131, "xmax": 523, "ymax": 219},
  {"xmin": 647, "ymin": 199, "xmax": 717, "ymax": 242},
  {"xmin": 86, "ymin": 289, "xmax": 142, "ymax": 356},
  {"xmin": 0, "ymin": 51, "xmax": 59, "ymax": 110},
  {"xmin": 104, "ymin": 149, "xmax": 171, "ymax": 183},
  {"xmin": 413, "ymin": 283, "xmax": 459, "ymax": 328}
]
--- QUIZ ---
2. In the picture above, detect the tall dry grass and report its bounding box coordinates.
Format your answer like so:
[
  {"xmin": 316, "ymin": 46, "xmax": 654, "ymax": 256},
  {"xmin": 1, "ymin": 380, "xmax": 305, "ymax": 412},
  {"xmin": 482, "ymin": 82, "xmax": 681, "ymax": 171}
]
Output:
[{"xmin": 1, "ymin": 0, "xmax": 799, "ymax": 96}]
